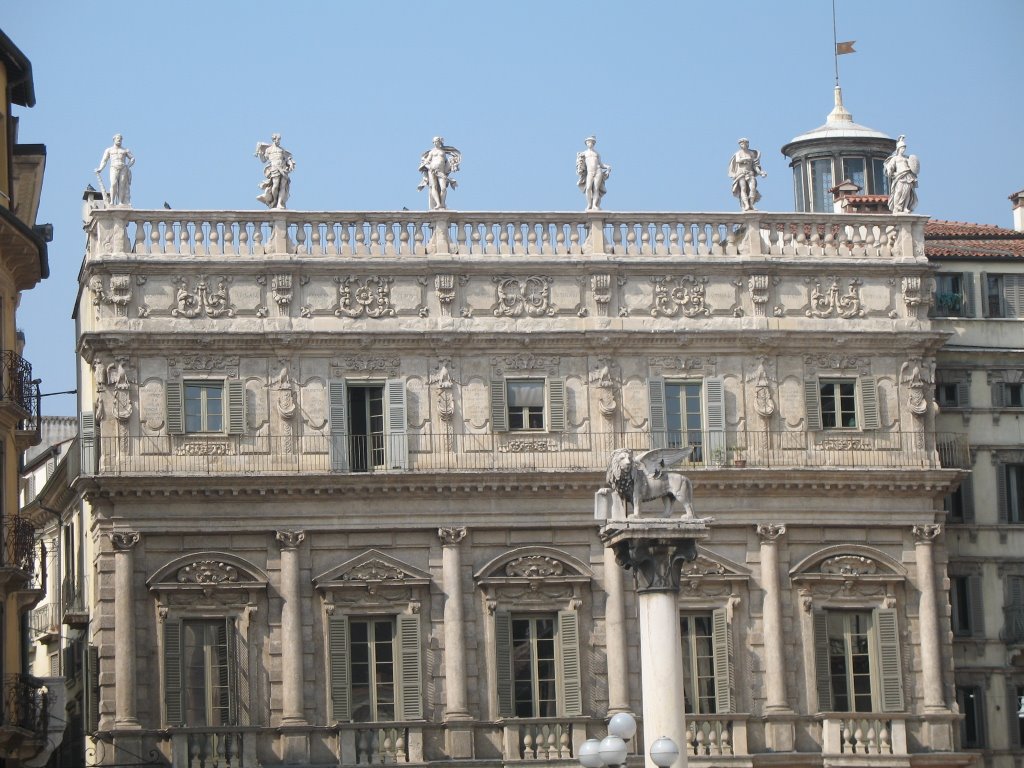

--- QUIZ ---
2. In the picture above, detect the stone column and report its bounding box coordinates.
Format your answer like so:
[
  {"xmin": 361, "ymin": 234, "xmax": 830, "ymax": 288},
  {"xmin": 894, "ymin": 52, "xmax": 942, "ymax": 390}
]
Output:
[
  {"xmin": 757, "ymin": 523, "xmax": 787, "ymax": 711},
  {"xmin": 276, "ymin": 530, "xmax": 306, "ymax": 724},
  {"xmin": 603, "ymin": 546, "xmax": 630, "ymax": 714},
  {"xmin": 438, "ymin": 527, "xmax": 473, "ymax": 758},
  {"xmin": 110, "ymin": 531, "xmax": 141, "ymax": 729},
  {"xmin": 913, "ymin": 524, "xmax": 945, "ymax": 710}
]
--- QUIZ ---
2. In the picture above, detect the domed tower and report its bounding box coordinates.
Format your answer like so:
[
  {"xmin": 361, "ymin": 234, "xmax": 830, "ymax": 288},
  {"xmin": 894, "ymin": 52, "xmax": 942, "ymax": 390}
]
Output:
[{"xmin": 781, "ymin": 86, "xmax": 896, "ymax": 212}]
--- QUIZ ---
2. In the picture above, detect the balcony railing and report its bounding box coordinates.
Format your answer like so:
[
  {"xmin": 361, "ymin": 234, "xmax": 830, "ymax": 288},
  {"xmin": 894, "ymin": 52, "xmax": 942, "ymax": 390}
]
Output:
[
  {"xmin": 2, "ymin": 515, "xmax": 37, "ymax": 576},
  {"xmin": 28, "ymin": 603, "xmax": 60, "ymax": 640},
  {"xmin": 822, "ymin": 715, "xmax": 908, "ymax": 755},
  {"xmin": 89, "ymin": 209, "xmax": 918, "ymax": 262},
  {"xmin": 1, "ymin": 674, "xmax": 48, "ymax": 735},
  {"xmin": 88, "ymin": 430, "xmax": 969, "ymax": 477},
  {"xmin": 0, "ymin": 350, "xmax": 40, "ymax": 439},
  {"xmin": 61, "ymin": 576, "xmax": 89, "ymax": 626}
]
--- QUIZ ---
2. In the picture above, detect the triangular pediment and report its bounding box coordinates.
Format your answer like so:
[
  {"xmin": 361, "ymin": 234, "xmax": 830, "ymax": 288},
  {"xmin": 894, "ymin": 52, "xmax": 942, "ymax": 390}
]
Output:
[
  {"xmin": 679, "ymin": 547, "xmax": 751, "ymax": 580},
  {"xmin": 314, "ymin": 549, "xmax": 431, "ymax": 589}
]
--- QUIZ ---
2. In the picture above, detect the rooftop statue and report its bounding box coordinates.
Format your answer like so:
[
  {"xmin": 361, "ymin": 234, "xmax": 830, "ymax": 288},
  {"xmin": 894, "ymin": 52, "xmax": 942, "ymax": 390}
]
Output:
[
  {"xmin": 728, "ymin": 138, "xmax": 767, "ymax": 212},
  {"xmin": 884, "ymin": 135, "xmax": 919, "ymax": 214},
  {"xmin": 576, "ymin": 136, "xmax": 611, "ymax": 211},
  {"xmin": 606, "ymin": 447, "xmax": 696, "ymax": 519},
  {"xmin": 418, "ymin": 136, "xmax": 461, "ymax": 210},
  {"xmin": 95, "ymin": 134, "xmax": 135, "ymax": 206},
  {"xmin": 255, "ymin": 133, "xmax": 296, "ymax": 209}
]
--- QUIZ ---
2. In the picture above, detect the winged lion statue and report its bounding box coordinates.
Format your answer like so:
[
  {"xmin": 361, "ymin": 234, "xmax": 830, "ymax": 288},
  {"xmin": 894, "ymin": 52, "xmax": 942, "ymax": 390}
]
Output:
[{"xmin": 606, "ymin": 446, "xmax": 695, "ymax": 519}]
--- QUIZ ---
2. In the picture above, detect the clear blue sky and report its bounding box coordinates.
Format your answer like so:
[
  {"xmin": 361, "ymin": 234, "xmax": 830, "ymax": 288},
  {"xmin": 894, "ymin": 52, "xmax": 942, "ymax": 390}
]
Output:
[{"xmin": 5, "ymin": 0, "xmax": 1023, "ymax": 416}]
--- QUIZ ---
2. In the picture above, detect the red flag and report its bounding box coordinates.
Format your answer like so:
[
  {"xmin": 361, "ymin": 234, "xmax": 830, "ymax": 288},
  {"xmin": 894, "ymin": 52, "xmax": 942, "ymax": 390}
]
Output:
[{"xmin": 836, "ymin": 41, "xmax": 856, "ymax": 55}]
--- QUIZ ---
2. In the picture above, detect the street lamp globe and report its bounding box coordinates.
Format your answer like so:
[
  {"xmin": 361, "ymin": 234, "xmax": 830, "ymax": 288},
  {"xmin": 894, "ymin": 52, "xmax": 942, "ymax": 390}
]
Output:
[
  {"xmin": 598, "ymin": 735, "xmax": 629, "ymax": 767},
  {"xmin": 649, "ymin": 737, "xmax": 680, "ymax": 768},
  {"xmin": 578, "ymin": 739, "xmax": 604, "ymax": 768},
  {"xmin": 608, "ymin": 712, "xmax": 638, "ymax": 740}
]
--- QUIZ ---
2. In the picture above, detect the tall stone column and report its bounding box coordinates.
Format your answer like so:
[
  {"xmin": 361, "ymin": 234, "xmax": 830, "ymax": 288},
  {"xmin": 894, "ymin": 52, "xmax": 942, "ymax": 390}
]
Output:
[
  {"xmin": 110, "ymin": 531, "xmax": 141, "ymax": 729},
  {"xmin": 913, "ymin": 524, "xmax": 945, "ymax": 710},
  {"xmin": 603, "ymin": 546, "xmax": 629, "ymax": 714},
  {"xmin": 757, "ymin": 523, "xmax": 787, "ymax": 711},
  {"xmin": 276, "ymin": 530, "xmax": 307, "ymax": 724},
  {"xmin": 438, "ymin": 527, "xmax": 473, "ymax": 758},
  {"xmin": 602, "ymin": 520, "xmax": 710, "ymax": 768}
]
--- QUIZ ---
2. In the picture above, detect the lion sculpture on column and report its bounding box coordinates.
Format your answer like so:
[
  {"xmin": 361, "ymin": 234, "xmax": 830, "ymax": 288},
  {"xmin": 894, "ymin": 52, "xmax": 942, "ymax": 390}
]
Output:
[{"xmin": 606, "ymin": 447, "xmax": 695, "ymax": 519}]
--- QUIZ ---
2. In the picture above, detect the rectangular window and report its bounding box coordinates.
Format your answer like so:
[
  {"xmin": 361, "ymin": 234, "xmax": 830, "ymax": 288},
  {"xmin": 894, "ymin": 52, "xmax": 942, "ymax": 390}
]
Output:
[
  {"xmin": 841, "ymin": 157, "xmax": 865, "ymax": 191},
  {"xmin": 814, "ymin": 608, "xmax": 904, "ymax": 713},
  {"xmin": 937, "ymin": 383, "xmax": 962, "ymax": 408},
  {"xmin": 950, "ymin": 576, "xmax": 983, "ymax": 638},
  {"xmin": 666, "ymin": 382, "xmax": 703, "ymax": 459},
  {"xmin": 933, "ymin": 272, "xmax": 972, "ymax": 317},
  {"xmin": 1002, "ymin": 464, "xmax": 1024, "ymax": 524},
  {"xmin": 793, "ymin": 163, "xmax": 806, "ymax": 211},
  {"xmin": 871, "ymin": 158, "xmax": 889, "ymax": 195},
  {"xmin": 1006, "ymin": 576, "xmax": 1024, "ymax": 644},
  {"xmin": 349, "ymin": 618, "xmax": 396, "ymax": 722},
  {"xmin": 956, "ymin": 686, "xmax": 985, "ymax": 748},
  {"xmin": 944, "ymin": 478, "xmax": 973, "ymax": 523},
  {"xmin": 348, "ymin": 385, "xmax": 385, "ymax": 472},
  {"xmin": 178, "ymin": 619, "xmax": 234, "ymax": 727},
  {"xmin": 185, "ymin": 381, "xmax": 224, "ymax": 433},
  {"xmin": 328, "ymin": 379, "xmax": 408, "ymax": 473},
  {"xmin": 983, "ymin": 273, "xmax": 1024, "ymax": 318},
  {"xmin": 680, "ymin": 614, "xmax": 716, "ymax": 715},
  {"xmin": 827, "ymin": 611, "xmax": 874, "ymax": 712},
  {"xmin": 511, "ymin": 616, "xmax": 557, "ymax": 717},
  {"xmin": 1003, "ymin": 383, "xmax": 1024, "ymax": 408},
  {"xmin": 820, "ymin": 379, "xmax": 857, "ymax": 429},
  {"xmin": 507, "ymin": 380, "xmax": 545, "ymax": 431},
  {"xmin": 810, "ymin": 158, "xmax": 834, "ymax": 212}
]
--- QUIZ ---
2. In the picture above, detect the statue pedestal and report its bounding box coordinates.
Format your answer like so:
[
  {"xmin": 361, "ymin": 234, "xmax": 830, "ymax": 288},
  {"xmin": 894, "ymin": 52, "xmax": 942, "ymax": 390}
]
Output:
[{"xmin": 600, "ymin": 519, "xmax": 711, "ymax": 768}]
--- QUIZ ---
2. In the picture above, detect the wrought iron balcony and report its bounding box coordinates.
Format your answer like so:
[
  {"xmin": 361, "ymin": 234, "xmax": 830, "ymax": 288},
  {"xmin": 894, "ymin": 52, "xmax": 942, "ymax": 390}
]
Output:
[
  {"xmin": 61, "ymin": 576, "xmax": 89, "ymax": 627},
  {"xmin": 2, "ymin": 515, "xmax": 37, "ymax": 577},
  {"xmin": 0, "ymin": 350, "xmax": 40, "ymax": 445},
  {"xmin": 87, "ymin": 429, "xmax": 969, "ymax": 477},
  {"xmin": 0, "ymin": 674, "xmax": 48, "ymax": 735}
]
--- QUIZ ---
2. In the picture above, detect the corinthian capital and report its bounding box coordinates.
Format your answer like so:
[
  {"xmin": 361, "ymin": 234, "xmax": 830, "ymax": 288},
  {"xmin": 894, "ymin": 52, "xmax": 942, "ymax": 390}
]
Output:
[
  {"xmin": 438, "ymin": 527, "xmax": 467, "ymax": 546},
  {"xmin": 276, "ymin": 530, "xmax": 306, "ymax": 549},
  {"xmin": 756, "ymin": 523, "xmax": 786, "ymax": 543},
  {"xmin": 109, "ymin": 531, "xmax": 140, "ymax": 551},
  {"xmin": 912, "ymin": 524, "xmax": 942, "ymax": 544}
]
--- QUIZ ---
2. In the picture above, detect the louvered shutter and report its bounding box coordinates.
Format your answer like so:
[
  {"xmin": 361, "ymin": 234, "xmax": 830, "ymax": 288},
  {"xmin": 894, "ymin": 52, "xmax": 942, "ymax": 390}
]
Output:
[
  {"xmin": 1007, "ymin": 274, "xmax": 1024, "ymax": 318},
  {"xmin": 557, "ymin": 610, "xmax": 583, "ymax": 717},
  {"xmin": 874, "ymin": 607, "xmax": 905, "ymax": 712},
  {"xmin": 236, "ymin": 622, "xmax": 251, "ymax": 726},
  {"xmin": 547, "ymin": 378, "xmax": 566, "ymax": 433},
  {"xmin": 711, "ymin": 607, "xmax": 735, "ymax": 713},
  {"xmin": 805, "ymin": 381, "xmax": 823, "ymax": 431},
  {"xmin": 812, "ymin": 611, "xmax": 832, "ymax": 711},
  {"xmin": 217, "ymin": 619, "xmax": 239, "ymax": 725},
  {"xmin": 385, "ymin": 378, "xmax": 409, "ymax": 470},
  {"xmin": 329, "ymin": 381, "xmax": 349, "ymax": 472},
  {"xmin": 1007, "ymin": 682, "xmax": 1022, "ymax": 748},
  {"xmin": 705, "ymin": 376, "xmax": 726, "ymax": 462},
  {"xmin": 226, "ymin": 380, "xmax": 246, "ymax": 435},
  {"xmin": 980, "ymin": 272, "xmax": 991, "ymax": 317},
  {"xmin": 968, "ymin": 575, "xmax": 985, "ymax": 638},
  {"xmin": 164, "ymin": 621, "xmax": 184, "ymax": 726},
  {"xmin": 166, "ymin": 381, "xmax": 184, "ymax": 434},
  {"xmin": 962, "ymin": 272, "xmax": 976, "ymax": 317},
  {"xmin": 859, "ymin": 376, "xmax": 880, "ymax": 430},
  {"xmin": 997, "ymin": 464, "xmax": 1009, "ymax": 524},
  {"xmin": 960, "ymin": 474, "xmax": 976, "ymax": 523},
  {"xmin": 992, "ymin": 383, "xmax": 1006, "ymax": 408},
  {"xmin": 490, "ymin": 380, "xmax": 509, "ymax": 432},
  {"xmin": 955, "ymin": 379, "xmax": 970, "ymax": 408},
  {"xmin": 86, "ymin": 645, "xmax": 100, "ymax": 732},
  {"xmin": 494, "ymin": 611, "xmax": 514, "ymax": 717},
  {"xmin": 648, "ymin": 377, "xmax": 667, "ymax": 449},
  {"xmin": 397, "ymin": 613, "xmax": 423, "ymax": 720},
  {"xmin": 328, "ymin": 615, "xmax": 351, "ymax": 721},
  {"xmin": 80, "ymin": 412, "xmax": 96, "ymax": 475}
]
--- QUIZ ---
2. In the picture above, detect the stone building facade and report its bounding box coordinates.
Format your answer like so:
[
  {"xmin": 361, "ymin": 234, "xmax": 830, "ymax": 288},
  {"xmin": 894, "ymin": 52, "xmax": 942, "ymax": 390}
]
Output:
[{"xmin": 74, "ymin": 201, "xmax": 971, "ymax": 767}]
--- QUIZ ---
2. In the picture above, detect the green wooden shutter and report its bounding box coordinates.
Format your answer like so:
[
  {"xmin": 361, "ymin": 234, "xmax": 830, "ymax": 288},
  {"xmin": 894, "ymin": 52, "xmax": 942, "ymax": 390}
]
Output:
[
  {"xmin": 992, "ymin": 383, "xmax": 1006, "ymax": 408},
  {"xmin": 164, "ymin": 620, "xmax": 184, "ymax": 726},
  {"xmin": 956, "ymin": 380, "xmax": 970, "ymax": 408},
  {"xmin": 812, "ymin": 611, "xmax": 832, "ymax": 712},
  {"xmin": 648, "ymin": 377, "xmax": 667, "ymax": 449},
  {"xmin": 547, "ymin": 378, "xmax": 566, "ymax": 433},
  {"xmin": 705, "ymin": 376, "xmax": 726, "ymax": 461},
  {"xmin": 166, "ymin": 381, "xmax": 184, "ymax": 434},
  {"xmin": 874, "ymin": 607, "xmax": 905, "ymax": 712},
  {"xmin": 490, "ymin": 380, "xmax": 509, "ymax": 432},
  {"xmin": 236, "ymin": 622, "xmax": 251, "ymax": 726},
  {"xmin": 980, "ymin": 272, "xmax": 990, "ymax": 317},
  {"xmin": 711, "ymin": 608, "xmax": 735, "ymax": 713},
  {"xmin": 557, "ymin": 610, "xmax": 582, "ymax": 717},
  {"xmin": 397, "ymin": 613, "xmax": 423, "ymax": 720},
  {"xmin": 86, "ymin": 645, "xmax": 100, "ymax": 733},
  {"xmin": 329, "ymin": 381, "xmax": 349, "ymax": 472},
  {"xmin": 859, "ymin": 376, "xmax": 880, "ymax": 430},
  {"xmin": 968, "ymin": 575, "xmax": 985, "ymax": 638},
  {"xmin": 997, "ymin": 464, "xmax": 1009, "ymax": 524},
  {"xmin": 226, "ymin": 380, "xmax": 246, "ymax": 435},
  {"xmin": 960, "ymin": 474, "xmax": 976, "ymax": 523},
  {"xmin": 80, "ymin": 412, "xmax": 96, "ymax": 475},
  {"xmin": 328, "ymin": 614, "xmax": 351, "ymax": 721},
  {"xmin": 805, "ymin": 381, "xmax": 823, "ymax": 431},
  {"xmin": 494, "ymin": 611, "xmax": 513, "ymax": 717},
  {"xmin": 962, "ymin": 272, "xmax": 976, "ymax": 317},
  {"xmin": 385, "ymin": 378, "xmax": 409, "ymax": 470}
]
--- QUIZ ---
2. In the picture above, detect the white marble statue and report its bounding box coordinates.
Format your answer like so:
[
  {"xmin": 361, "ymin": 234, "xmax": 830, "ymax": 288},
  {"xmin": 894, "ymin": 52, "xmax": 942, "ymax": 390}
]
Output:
[
  {"xmin": 418, "ymin": 137, "xmax": 461, "ymax": 210},
  {"xmin": 884, "ymin": 135, "xmax": 919, "ymax": 214},
  {"xmin": 95, "ymin": 134, "xmax": 135, "ymax": 206},
  {"xmin": 606, "ymin": 447, "xmax": 695, "ymax": 519},
  {"xmin": 728, "ymin": 138, "xmax": 767, "ymax": 212},
  {"xmin": 576, "ymin": 136, "xmax": 611, "ymax": 211},
  {"xmin": 255, "ymin": 133, "xmax": 296, "ymax": 209}
]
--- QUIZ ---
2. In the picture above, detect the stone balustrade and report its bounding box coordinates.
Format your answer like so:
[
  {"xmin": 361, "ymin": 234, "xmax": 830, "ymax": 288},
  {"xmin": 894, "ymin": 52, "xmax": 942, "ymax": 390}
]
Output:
[
  {"xmin": 501, "ymin": 717, "xmax": 586, "ymax": 760},
  {"xmin": 335, "ymin": 724, "xmax": 423, "ymax": 764},
  {"xmin": 88, "ymin": 209, "xmax": 921, "ymax": 261},
  {"xmin": 166, "ymin": 729, "xmax": 258, "ymax": 768},
  {"xmin": 822, "ymin": 715, "xmax": 908, "ymax": 755},
  {"xmin": 683, "ymin": 716, "xmax": 747, "ymax": 757}
]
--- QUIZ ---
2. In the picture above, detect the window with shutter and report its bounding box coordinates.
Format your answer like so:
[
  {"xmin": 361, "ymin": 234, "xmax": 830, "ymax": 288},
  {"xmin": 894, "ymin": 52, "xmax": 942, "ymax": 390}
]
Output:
[
  {"xmin": 874, "ymin": 607, "xmax": 905, "ymax": 713},
  {"xmin": 1000, "ymin": 464, "xmax": 1024, "ymax": 523},
  {"xmin": 165, "ymin": 381, "xmax": 184, "ymax": 435},
  {"xmin": 328, "ymin": 615, "xmax": 351, "ymax": 721},
  {"xmin": 494, "ymin": 611, "xmax": 581, "ymax": 718},
  {"xmin": 494, "ymin": 611, "xmax": 514, "ymax": 717},
  {"xmin": 663, "ymin": 380, "xmax": 704, "ymax": 459},
  {"xmin": 1008, "ymin": 682, "xmax": 1024, "ymax": 748},
  {"xmin": 226, "ymin": 380, "xmax": 246, "ymax": 435},
  {"xmin": 950, "ymin": 575, "xmax": 984, "ymax": 637},
  {"xmin": 557, "ymin": 610, "xmax": 582, "ymax": 717},
  {"xmin": 812, "ymin": 609, "xmax": 904, "ymax": 713},
  {"xmin": 704, "ymin": 377, "xmax": 726, "ymax": 462},
  {"xmin": 385, "ymin": 378, "xmax": 409, "ymax": 470},
  {"xmin": 804, "ymin": 381, "xmax": 823, "ymax": 431},
  {"xmin": 164, "ymin": 621, "xmax": 184, "ymax": 726},
  {"xmin": 858, "ymin": 376, "xmax": 880, "ymax": 430},
  {"xmin": 711, "ymin": 608, "xmax": 734, "ymax": 714},
  {"xmin": 1006, "ymin": 576, "xmax": 1024, "ymax": 645},
  {"xmin": 397, "ymin": 614, "xmax": 423, "ymax": 720},
  {"xmin": 648, "ymin": 378, "xmax": 667, "ymax": 449},
  {"xmin": 956, "ymin": 686, "xmax": 985, "ymax": 748},
  {"xmin": 681, "ymin": 610, "xmax": 734, "ymax": 714},
  {"xmin": 80, "ymin": 411, "xmax": 96, "ymax": 475},
  {"xmin": 547, "ymin": 378, "xmax": 566, "ymax": 433},
  {"xmin": 86, "ymin": 645, "xmax": 100, "ymax": 733},
  {"xmin": 168, "ymin": 619, "xmax": 237, "ymax": 727},
  {"xmin": 329, "ymin": 381, "xmax": 349, "ymax": 472}
]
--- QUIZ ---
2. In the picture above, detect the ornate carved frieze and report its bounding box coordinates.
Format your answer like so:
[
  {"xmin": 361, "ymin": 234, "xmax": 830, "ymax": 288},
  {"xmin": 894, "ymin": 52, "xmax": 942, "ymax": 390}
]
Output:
[
  {"xmin": 493, "ymin": 276, "xmax": 555, "ymax": 317},
  {"xmin": 167, "ymin": 355, "xmax": 240, "ymax": 379},
  {"xmin": 651, "ymin": 275, "xmax": 711, "ymax": 318},
  {"xmin": 89, "ymin": 273, "xmax": 133, "ymax": 317},
  {"xmin": 648, "ymin": 356, "xmax": 715, "ymax": 374},
  {"xmin": 748, "ymin": 274, "xmax": 772, "ymax": 318},
  {"xmin": 901, "ymin": 275, "xmax": 930, "ymax": 318},
  {"xmin": 592, "ymin": 274, "xmax": 612, "ymax": 317},
  {"xmin": 315, "ymin": 550, "xmax": 432, "ymax": 607},
  {"xmin": 803, "ymin": 355, "xmax": 868, "ymax": 374},
  {"xmin": 435, "ymin": 274, "xmax": 457, "ymax": 317},
  {"xmin": 171, "ymin": 275, "xmax": 235, "ymax": 318},
  {"xmin": 790, "ymin": 545, "xmax": 907, "ymax": 611},
  {"xmin": 499, "ymin": 439, "xmax": 557, "ymax": 453},
  {"xmin": 816, "ymin": 436, "xmax": 872, "ymax": 450},
  {"xmin": 505, "ymin": 556, "xmax": 564, "ymax": 578},
  {"xmin": 820, "ymin": 555, "xmax": 876, "ymax": 576},
  {"xmin": 271, "ymin": 274, "xmax": 293, "ymax": 309},
  {"xmin": 805, "ymin": 276, "xmax": 865, "ymax": 319},
  {"xmin": 177, "ymin": 560, "xmax": 243, "ymax": 584},
  {"xmin": 475, "ymin": 547, "xmax": 591, "ymax": 610},
  {"xmin": 330, "ymin": 356, "xmax": 401, "ymax": 378},
  {"xmin": 343, "ymin": 559, "xmax": 405, "ymax": 581},
  {"xmin": 490, "ymin": 354, "xmax": 559, "ymax": 376},
  {"xmin": 335, "ymin": 276, "xmax": 396, "ymax": 318},
  {"xmin": 175, "ymin": 439, "xmax": 229, "ymax": 456}
]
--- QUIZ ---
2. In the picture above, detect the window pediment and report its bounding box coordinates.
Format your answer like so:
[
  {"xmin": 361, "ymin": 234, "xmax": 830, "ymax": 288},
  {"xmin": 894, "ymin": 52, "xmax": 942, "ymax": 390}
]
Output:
[
  {"xmin": 678, "ymin": 546, "xmax": 750, "ymax": 600},
  {"xmin": 475, "ymin": 546, "xmax": 592, "ymax": 612},
  {"xmin": 147, "ymin": 551, "xmax": 269, "ymax": 605},
  {"xmin": 315, "ymin": 550, "xmax": 430, "ymax": 612},
  {"xmin": 790, "ymin": 545, "xmax": 906, "ymax": 610}
]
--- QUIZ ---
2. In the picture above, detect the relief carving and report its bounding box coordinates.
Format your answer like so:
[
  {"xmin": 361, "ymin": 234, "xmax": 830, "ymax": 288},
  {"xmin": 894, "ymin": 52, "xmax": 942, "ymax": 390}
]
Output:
[
  {"xmin": 172, "ymin": 276, "xmax": 235, "ymax": 318},
  {"xmin": 177, "ymin": 560, "xmax": 242, "ymax": 584},
  {"xmin": 748, "ymin": 274, "xmax": 771, "ymax": 318},
  {"xmin": 271, "ymin": 274, "xmax": 293, "ymax": 309},
  {"xmin": 493, "ymin": 276, "xmax": 555, "ymax": 317},
  {"xmin": 592, "ymin": 274, "xmax": 612, "ymax": 317},
  {"xmin": 89, "ymin": 273, "xmax": 133, "ymax": 317},
  {"xmin": 651, "ymin": 275, "xmax": 711, "ymax": 318},
  {"xmin": 330, "ymin": 356, "xmax": 401, "ymax": 378},
  {"xmin": 435, "ymin": 274, "xmax": 456, "ymax": 317},
  {"xmin": 505, "ymin": 556, "xmax": 564, "ymax": 578},
  {"xmin": 589, "ymin": 359, "xmax": 618, "ymax": 417},
  {"xmin": 490, "ymin": 354, "xmax": 559, "ymax": 376},
  {"xmin": 335, "ymin": 276, "xmax": 396, "ymax": 318},
  {"xmin": 805, "ymin": 276, "xmax": 865, "ymax": 319}
]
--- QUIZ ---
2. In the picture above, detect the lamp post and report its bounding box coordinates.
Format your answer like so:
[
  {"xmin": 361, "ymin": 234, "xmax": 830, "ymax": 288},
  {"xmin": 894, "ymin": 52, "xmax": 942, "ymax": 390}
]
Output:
[{"xmin": 579, "ymin": 713, "xmax": 680, "ymax": 768}]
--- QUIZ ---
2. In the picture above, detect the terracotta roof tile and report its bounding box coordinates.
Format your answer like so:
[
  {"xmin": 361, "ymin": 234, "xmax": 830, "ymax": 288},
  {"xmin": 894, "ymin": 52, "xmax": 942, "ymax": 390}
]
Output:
[{"xmin": 925, "ymin": 219, "xmax": 1024, "ymax": 261}]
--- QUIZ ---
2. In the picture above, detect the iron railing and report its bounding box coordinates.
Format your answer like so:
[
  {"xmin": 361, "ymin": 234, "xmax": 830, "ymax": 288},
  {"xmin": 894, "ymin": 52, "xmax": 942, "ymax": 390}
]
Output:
[
  {"xmin": 28, "ymin": 602, "xmax": 60, "ymax": 638},
  {"xmin": 1, "ymin": 674, "xmax": 48, "ymax": 734},
  {"xmin": 2, "ymin": 515, "xmax": 37, "ymax": 575},
  {"xmin": 89, "ymin": 430, "xmax": 970, "ymax": 476},
  {"xmin": 61, "ymin": 575, "xmax": 89, "ymax": 624}
]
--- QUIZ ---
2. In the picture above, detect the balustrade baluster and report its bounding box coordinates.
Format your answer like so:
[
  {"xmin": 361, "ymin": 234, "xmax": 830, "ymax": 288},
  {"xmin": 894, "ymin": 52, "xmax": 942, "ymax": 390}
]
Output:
[
  {"xmin": 879, "ymin": 723, "xmax": 891, "ymax": 753},
  {"xmin": 310, "ymin": 222, "xmax": 322, "ymax": 255},
  {"xmin": 707, "ymin": 727, "xmax": 720, "ymax": 756},
  {"xmin": 865, "ymin": 724, "xmax": 876, "ymax": 754},
  {"xmin": 194, "ymin": 221, "xmax": 206, "ymax": 255},
  {"xmin": 252, "ymin": 223, "xmax": 264, "ymax": 253},
  {"xmin": 720, "ymin": 726, "xmax": 732, "ymax": 755},
  {"xmin": 694, "ymin": 728, "xmax": 705, "ymax": 756},
  {"xmin": 559, "ymin": 726, "xmax": 571, "ymax": 758},
  {"xmin": 553, "ymin": 223, "xmax": 565, "ymax": 255},
  {"xmin": 339, "ymin": 223, "xmax": 353, "ymax": 255},
  {"xmin": 209, "ymin": 222, "xmax": 222, "ymax": 255},
  {"xmin": 232, "ymin": 222, "xmax": 244, "ymax": 255},
  {"xmin": 512, "ymin": 223, "xmax": 525, "ymax": 254},
  {"xmin": 523, "ymin": 729, "xmax": 535, "ymax": 759},
  {"xmin": 842, "ymin": 723, "xmax": 854, "ymax": 753},
  {"xmin": 293, "ymin": 222, "xmax": 307, "ymax": 254},
  {"xmin": 188, "ymin": 734, "xmax": 201, "ymax": 767}
]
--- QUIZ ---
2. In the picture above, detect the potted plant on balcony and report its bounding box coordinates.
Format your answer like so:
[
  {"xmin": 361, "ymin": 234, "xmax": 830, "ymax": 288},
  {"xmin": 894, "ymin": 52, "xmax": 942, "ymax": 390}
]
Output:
[{"xmin": 729, "ymin": 447, "xmax": 747, "ymax": 468}]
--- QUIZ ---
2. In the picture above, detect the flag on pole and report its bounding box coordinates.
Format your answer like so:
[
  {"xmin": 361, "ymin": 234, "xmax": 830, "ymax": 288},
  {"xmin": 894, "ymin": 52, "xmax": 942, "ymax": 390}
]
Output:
[{"xmin": 836, "ymin": 40, "xmax": 856, "ymax": 55}]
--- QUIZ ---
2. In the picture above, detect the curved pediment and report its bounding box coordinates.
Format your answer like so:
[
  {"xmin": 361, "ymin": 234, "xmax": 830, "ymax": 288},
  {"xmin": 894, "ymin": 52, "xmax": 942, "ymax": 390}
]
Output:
[
  {"xmin": 474, "ymin": 546, "xmax": 593, "ymax": 584},
  {"xmin": 681, "ymin": 546, "xmax": 751, "ymax": 580},
  {"xmin": 789, "ymin": 544, "xmax": 907, "ymax": 580},
  {"xmin": 314, "ymin": 549, "xmax": 431, "ymax": 590},
  {"xmin": 147, "ymin": 551, "xmax": 269, "ymax": 595}
]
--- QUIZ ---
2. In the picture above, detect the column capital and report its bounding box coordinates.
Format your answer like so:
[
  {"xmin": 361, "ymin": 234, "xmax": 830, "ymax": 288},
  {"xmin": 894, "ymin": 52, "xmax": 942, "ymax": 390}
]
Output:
[
  {"xmin": 109, "ymin": 531, "xmax": 141, "ymax": 551},
  {"xmin": 912, "ymin": 523, "xmax": 942, "ymax": 544},
  {"xmin": 756, "ymin": 523, "xmax": 786, "ymax": 544},
  {"xmin": 613, "ymin": 538, "xmax": 697, "ymax": 593},
  {"xmin": 438, "ymin": 526, "xmax": 467, "ymax": 546},
  {"xmin": 276, "ymin": 530, "xmax": 306, "ymax": 549}
]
